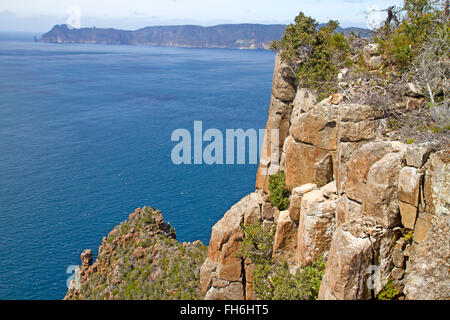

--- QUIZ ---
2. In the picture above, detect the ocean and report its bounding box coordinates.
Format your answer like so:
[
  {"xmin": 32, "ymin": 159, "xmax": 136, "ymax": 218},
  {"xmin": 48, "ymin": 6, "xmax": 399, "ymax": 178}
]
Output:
[{"xmin": 0, "ymin": 33, "xmax": 275, "ymax": 299}]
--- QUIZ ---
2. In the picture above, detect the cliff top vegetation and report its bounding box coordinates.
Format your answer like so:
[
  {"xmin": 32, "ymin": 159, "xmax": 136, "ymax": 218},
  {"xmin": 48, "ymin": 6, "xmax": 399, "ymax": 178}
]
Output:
[{"xmin": 271, "ymin": 0, "xmax": 449, "ymax": 148}]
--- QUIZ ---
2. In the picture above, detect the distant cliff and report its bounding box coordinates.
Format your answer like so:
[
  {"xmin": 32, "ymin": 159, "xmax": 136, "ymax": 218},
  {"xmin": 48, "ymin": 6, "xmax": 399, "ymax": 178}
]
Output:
[{"xmin": 40, "ymin": 24, "xmax": 371, "ymax": 50}]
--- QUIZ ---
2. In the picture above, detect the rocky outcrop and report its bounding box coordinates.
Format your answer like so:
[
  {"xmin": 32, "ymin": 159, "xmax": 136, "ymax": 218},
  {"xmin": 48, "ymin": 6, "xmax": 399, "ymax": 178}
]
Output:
[
  {"xmin": 403, "ymin": 150, "xmax": 450, "ymax": 299},
  {"xmin": 65, "ymin": 207, "xmax": 207, "ymax": 300},
  {"xmin": 200, "ymin": 192, "xmax": 263, "ymax": 300},
  {"xmin": 255, "ymin": 55, "xmax": 296, "ymax": 192},
  {"xmin": 202, "ymin": 52, "xmax": 449, "ymax": 300},
  {"xmin": 404, "ymin": 214, "xmax": 450, "ymax": 299}
]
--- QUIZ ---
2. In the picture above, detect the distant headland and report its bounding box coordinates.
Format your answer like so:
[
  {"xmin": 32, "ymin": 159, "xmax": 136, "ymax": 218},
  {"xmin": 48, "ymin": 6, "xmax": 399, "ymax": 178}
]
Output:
[{"xmin": 40, "ymin": 24, "xmax": 372, "ymax": 50}]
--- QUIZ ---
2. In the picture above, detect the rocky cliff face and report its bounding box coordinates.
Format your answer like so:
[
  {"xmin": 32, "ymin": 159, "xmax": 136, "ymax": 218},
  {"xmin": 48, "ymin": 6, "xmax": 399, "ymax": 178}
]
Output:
[
  {"xmin": 67, "ymin": 47, "xmax": 448, "ymax": 300},
  {"xmin": 200, "ymin": 52, "xmax": 449, "ymax": 300}
]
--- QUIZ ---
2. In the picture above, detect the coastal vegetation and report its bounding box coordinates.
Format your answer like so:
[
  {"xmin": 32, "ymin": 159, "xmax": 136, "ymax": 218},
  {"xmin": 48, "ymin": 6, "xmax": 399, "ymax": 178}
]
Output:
[
  {"xmin": 66, "ymin": 207, "xmax": 207, "ymax": 300},
  {"xmin": 240, "ymin": 222, "xmax": 326, "ymax": 300},
  {"xmin": 271, "ymin": 0, "xmax": 449, "ymax": 146}
]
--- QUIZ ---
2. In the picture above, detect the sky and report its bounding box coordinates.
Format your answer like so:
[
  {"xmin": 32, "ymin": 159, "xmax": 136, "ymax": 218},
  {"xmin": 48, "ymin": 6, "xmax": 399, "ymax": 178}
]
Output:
[{"xmin": 0, "ymin": 0, "xmax": 405, "ymax": 32}]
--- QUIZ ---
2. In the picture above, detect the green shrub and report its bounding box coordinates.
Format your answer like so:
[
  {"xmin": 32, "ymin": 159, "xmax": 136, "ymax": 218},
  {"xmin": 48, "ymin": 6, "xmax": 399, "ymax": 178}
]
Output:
[
  {"xmin": 240, "ymin": 221, "xmax": 326, "ymax": 300},
  {"xmin": 268, "ymin": 172, "xmax": 290, "ymax": 210},
  {"xmin": 377, "ymin": 0, "xmax": 446, "ymax": 71},
  {"xmin": 377, "ymin": 280, "xmax": 400, "ymax": 300},
  {"xmin": 271, "ymin": 13, "xmax": 351, "ymax": 101},
  {"xmin": 404, "ymin": 230, "xmax": 414, "ymax": 243}
]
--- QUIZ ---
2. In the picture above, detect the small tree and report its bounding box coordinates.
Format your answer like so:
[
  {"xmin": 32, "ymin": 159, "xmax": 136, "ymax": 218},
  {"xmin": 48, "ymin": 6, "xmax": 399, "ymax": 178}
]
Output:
[{"xmin": 268, "ymin": 172, "xmax": 290, "ymax": 210}]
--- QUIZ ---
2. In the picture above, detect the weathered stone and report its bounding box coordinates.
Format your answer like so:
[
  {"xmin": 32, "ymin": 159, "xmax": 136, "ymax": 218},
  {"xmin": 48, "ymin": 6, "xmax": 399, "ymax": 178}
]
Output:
[
  {"xmin": 406, "ymin": 97, "xmax": 425, "ymax": 110},
  {"xmin": 335, "ymin": 141, "xmax": 365, "ymax": 195},
  {"xmin": 335, "ymin": 194, "xmax": 361, "ymax": 227},
  {"xmin": 363, "ymin": 43, "xmax": 380, "ymax": 64},
  {"xmin": 204, "ymin": 282, "xmax": 244, "ymax": 300},
  {"xmin": 405, "ymin": 144, "xmax": 432, "ymax": 168},
  {"xmin": 261, "ymin": 200, "xmax": 274, "ymax": 221},
  {"xmin": 362, "ymin": 152, "xmax": 404, "ymax": 228},
  {"xmin": 244, "ymin": 192, "xmax": 262, "ymax": 225},
  {"xmin": 398, "ymin": 167, "xmax": 422, "ymax": 207},
  {"xmin": 413, "ymin": 212, "xmax": 435, "ymax": 244},
  {"xmin": 339, "ymin": 120, "xmax": 377, "ymax": 142},
  {"xmin": 81, "ymin": 249, "xmax": 93, "ymax": 269},
  {"xmin": 318, "ymin": 222, "xmax": 373, "ymax": 300},
  {"xmin": 395, "ymin": 237, "xmax": 408, "ymax": 250},
  {"xmin": 293, "ymin": 88, "xmax": 316, "ymax": 113},
  {"xmin": 289, "ymin": 183, "xmax": 318, "ymax": 221},
  {"xmin": 368, "ymin": 55, "xmax": 384, "ymax": 70},
  {"xmin": 314, "ymin": 153, "xmax": 334, "ymax": 187},
  {"xmin": 321, "ymin": 181, "xmax": 337, "ymax": 199},
  {"xmin": 405, "ymin": 214, "xmax": 450, "ymax": 300},
  {"xmin": 272, "ymin": 54, "xmax": 296, "ymax": 102},
  {"xmin": 200, "ymin": 258, "xmax": 216, "ymax": 294},
  {"xmin": 392, "ymin": 248, "xmax": 405, "ymax": 268},
  {"xmin": 344, "ymin": 142, "xmax": 395, "ymax": 203},
  {"xmin": 244, "ymin": 261, "xmax": 257, "ymax": 300},
  {"xmin": 399, "ymin": 201, "xmax": 418, "ymax": 230},
  {"xmin": 391, "ymin": 267, "xmax": 405, "ymax": 280},
  {"xmin": 201, "ymin": 193, "xmax": 256, "ymax": 298},
  {"xmin": 338, "ymin": 103, "xmax": 384, "ymax": 122},
  {"xmin": 284, "ymin": 139, "xmax": 330, "ymax": 190},
  {"xmin": 297, "ymin": 190, "xmax": 336, "ymax": 267},
  {"xmin": 423, "ymin": 150, "xmax": 450, "ymax": 216},
  {"xmin": 273, "ymin": 207, "xmax": 280, "ymax": 224},
  {"xmin": 290, "ymin": 103, "xmax": 338, "ymax": 150},
  {"xmin": 273, "ymin": 210, "xmax": 298, "ymax": 264},
  {"xmin": 330, "ymin": 93, "xmax": 344, "ymax": 105}
]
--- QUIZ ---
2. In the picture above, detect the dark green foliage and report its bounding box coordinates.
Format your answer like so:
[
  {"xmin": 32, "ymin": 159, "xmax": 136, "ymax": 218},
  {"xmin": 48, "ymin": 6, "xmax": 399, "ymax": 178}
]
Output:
[
  {"xmin": 240, "ymin": 221, "xmax": 327, "ymax": 300},
  {"xmin": 268, "ymin": 172, "xmax": 290, "ymax": 210},
  {"xmin": 240, "ymin": 222, "xmax": 276, "ymax": 265},
  {"xmin": 271, "ymin": 13, "xmax": 351, "ymax": 100}
]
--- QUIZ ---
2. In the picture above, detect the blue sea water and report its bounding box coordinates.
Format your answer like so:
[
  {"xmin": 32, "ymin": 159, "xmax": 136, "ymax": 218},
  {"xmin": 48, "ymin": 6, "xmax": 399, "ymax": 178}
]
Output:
[{"xmin": 0, "ymin": 33, "xmax": 275, "ymax": 299}]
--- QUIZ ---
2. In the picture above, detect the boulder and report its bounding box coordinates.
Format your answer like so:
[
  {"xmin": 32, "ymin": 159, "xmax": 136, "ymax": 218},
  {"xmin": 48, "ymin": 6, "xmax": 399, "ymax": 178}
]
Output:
[
  {"xmin": 288, "ymin": 183, "xmax": 317, "ymax": 222},
  {"xmin": 413, "ymin": 212, "xmax": 435, "ymax": 244},
  {"xmin": 362, "ymin": 152, "xmax": 404, "ymax": 228},
  {"xmin": 321, "ymin": 181, "xmax": 337, "ymax": 199},
  {"xmin": 290, "ymin": 102, "xmax": 338, "ymax": 151},
  {"xmin": 363, "ymin": 43, "xmax": 381, "ymax": 64},
  {"xmin": 399, "ymin": 201, "xmax": 418, "ymax": 230},
  {"xmin": 405, "ymin": 144, "xmax": 432, "ymax": 168},
  {"xmin": 297, "ymin": 190, "xmax": 336, "ymax": 267},
  {"xmin": 204, "ymin": 282, "xmax": 245, "ymax": 300},
  {"xmin": 344, "ymin": 141, "xmax": 396, "ymax": 203},
  {"xmin": 273, "ymin": 210, "xmax": 298, "ymax": 264},
  {"xmin": 398, "ymin": 167, "xmax": 423, "ymax": 207},
  {"xmin": 405, "ymin": 83, "xmax": 424, "ymax": 98},
  {"xmin": 272, "ymin": 54, "xmax": 296, "ymax": 102},
  {"xmin": 318, "ymin": 222, "xmax": 373, "ymax": 300},
  {"xmin": 244, "ymin": 192, "xmax": 262, "ymax": 225}
]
